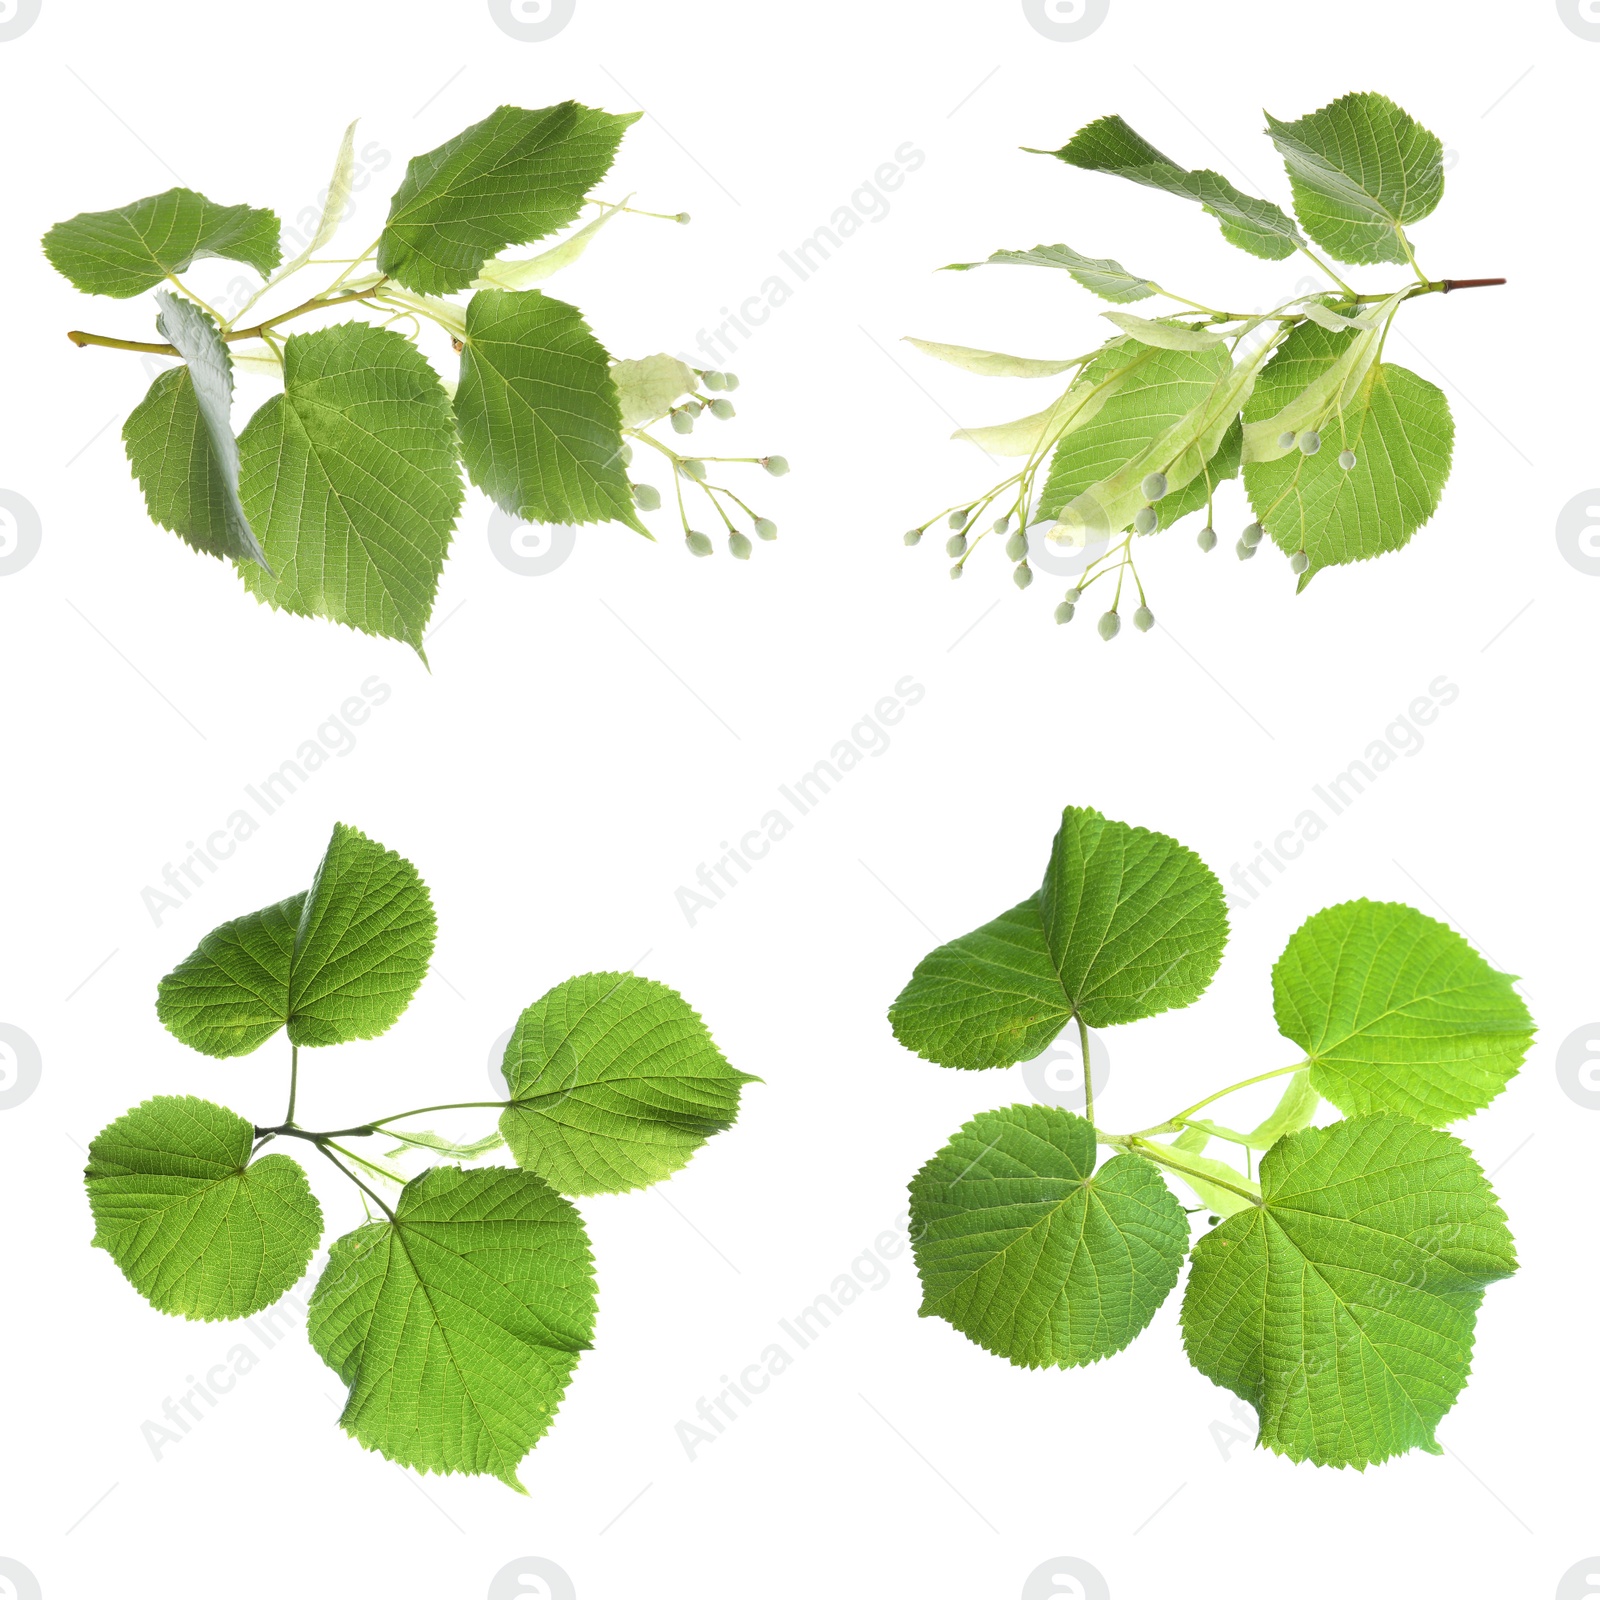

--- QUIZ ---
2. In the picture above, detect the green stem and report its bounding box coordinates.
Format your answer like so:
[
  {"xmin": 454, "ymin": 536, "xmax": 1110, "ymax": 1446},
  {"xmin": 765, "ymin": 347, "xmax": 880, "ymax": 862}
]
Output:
[
  {"xmin": 1130, "ymin": 1060, "xmax": 1310, "ymax": 1137},
  {"xmin": 313, "ymin": 1141, "xmax": 396, "ymax": 1223},
  {"xmin": 1296, "ymin": 243, "xmax": 1357, "ymax": 298},
  {"xmin": 285, "ymin": 1044, "xmax": 299, "ymax": 1125},
  {"xmin": 1106, "ymin": 1134, "xmax": 1262, "ymax": 1205},
  {"xmin": 67, "ymin": 282, "xmax": 388, "ymax": 354},
  {"xmin": 1076, "ymin": 1013, "xmax": 1094, "ymax": 1125},
  {"xmin": 367, "ymin": 1100, "xmax": 507, "ymax": 1129}
]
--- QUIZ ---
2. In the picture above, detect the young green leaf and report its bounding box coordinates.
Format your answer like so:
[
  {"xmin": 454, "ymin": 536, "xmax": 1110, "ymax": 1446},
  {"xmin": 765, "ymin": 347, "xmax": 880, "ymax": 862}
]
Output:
[
  {"xmin": 888, "ymin": 895, "xmax": 1078, "ymax": 1070},
  {"xmin": 308, "ymin": 1166, "xmax": 595, "ymax": 1490},
  {"xmin": 1037, "ymin": 806, "xmax": 1227, "ymax": 1026},
  {"xmin": 86, "ymin": 1095, "xmax": 322, "ymax": 1320},
  {"xmin": 611, "ymin": 352, "xmax": 700, "ymax": 426},
  {"xmin": 942, "ymin": 242, "xmax": 1158, "ymax": 303},
  {"xmin": 378, "ymin": 101, "xmax": 639, "ymax": 295},
  {"xmin": 455, "ymin": 289, "xmax": 645, "ymax": 533},
  {"xmin": 1242, "ymin": 321, "xmax": 1452, "ymax": 586},
  {"xmin": 236, "ymin": 322, "xmax": 463, "ymax": 652},
  {"xmin": 43, "ymin": 187, "xmax": 281, "ymax": 298},
  {"xmin": 156, "ymin": 823, "xmax": 435, "ymax": 1056},
  {"xmin": 1264, "ymin": 92, "xmax": 1444, "ymax": 266},
  {"xmin": 910, "ymin": 1105, "xmax": 1187, "ymax": 1367},
  {"xmin": 1182, "ymin": 1114, "xmax": 1517, "ymax": 1468},
  {"xmin": 142, "ymin": 291, "xmax": 270, "ymax": 570},
  {"xmin": 904, "ymin": 337, "xmax": 1082, "ymax": 378},
  {"xmin": 1045, "ymin": 116, "xmax": 1301, "ymax": 260},
  {"xmin": 1272, "ymin": 900, "xmax": 1533, "ymax": 1126},
  {"xmin": 498, "ymin": 973, "xmax": 757, "ymax": 1195},
  {"xmin": 271, "ymin": 121, "xmax": 359, "ymax": 283}
]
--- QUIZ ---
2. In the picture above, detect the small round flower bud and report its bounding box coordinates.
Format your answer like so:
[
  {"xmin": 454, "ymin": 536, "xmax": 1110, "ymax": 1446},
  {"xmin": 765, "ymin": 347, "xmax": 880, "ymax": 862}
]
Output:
[
  {"xmin": 946, "ymin": 532, "xmax": 967, "ymax": 557},
  {"xmin": 949, "ymin": 562, "xmax": 964, "ymax": 580},
  {"xmin": 722, "ymin": 372, "xmax": 740, "ymax": 390},
  {"xmin": 1054, "ymin": 600, "xmax": 1075, "ymax": 625},
  {"xmin": 761, "ymin": 455, "xmax": 790, "ymax": 476},
  {"xmin": 1298, "ymin": 429, "xmax": 1321, "ymax": 455},
  {"xmin": 755, "ymin": 518, "xmax": 778, "ymax": 540},
  {"xmin": 1013, "ymin": 561, "xmax": 1033, "ymax": 590},
  {"xmin": 671, "ymin": 409, "xmax": 695, "ymax": 435},
  {"xmin": 675, "ymin": 212, "xmax": 691, "ymax": 224},
  {"xmin": 1098, "ymin": 610, "xmax": 1121, "ymax": 641},
  {"xmin": 728, "ymin": 531, "xmax": 753, "ymax": 560},
  {"xmin": 1134, "ymin": 505, "xmax": 1159, "ymax": 535},
  {"xmin": 1005, "ymin": 529, "xmax": 1029, "ymax": 562},
  {"xmin": 1141, "ymin": 471, "xmax": 1168, "ymax": 501},
  {"xmin": 620, "ymin": 443, "xmax": 634, "ymax": 466},
  {"xmin": 993, "ymin": 513, "xmax": 1011, "ymax": 536},
  {"xmin": 1338, "ymin": 449, "xmax": 1357, "ymax": 470},
  {"xmin": 680, "ymin": 458, "xmax": 707, "ymax": 480},
  {"xmin": 632, "ymin": 482, "xmax": 661, "ymax": 511},
  {"xmin": 1134, "ymin": 605, "xmax": 1154, "ymax": 633},
  {"xmin": 1197, "ymin": 525, "xmax": 1217, "ymax": 552},
  {"xmin": 1278, "ymin": 431, "xmax": 1296, "ymax": 450},
  {"xmin": 702, "ymin": 370, "xmax": 726, "ymax": 391},
  {"xmin": 686, "ymin": 530, "xmax": 714, "ymax": 556},
  {"xmin": 710, "ymin": 398, "xmax": 735, "ymax": 420},
  {"xmin": 949, "ymin": 509, "xmax": 970, "ymax": 531},
  {"xmin": 1237, "ymin": 537, "xmax": 1257, "ymax": 560},
  {"xmin": 1242, "ymin": 520, "xmax": 1264, "ymax": 548},
  {"xmin": 903, "ymin": 528, "xmax": 922, "ymax": 546},
  {"xmin": 1289, "ymin": 550, "xmax": 1309, "ymax": 574},
  {"xmin": 1065, "ymin": 587, "xmax": 1082, "ymax": 603}
]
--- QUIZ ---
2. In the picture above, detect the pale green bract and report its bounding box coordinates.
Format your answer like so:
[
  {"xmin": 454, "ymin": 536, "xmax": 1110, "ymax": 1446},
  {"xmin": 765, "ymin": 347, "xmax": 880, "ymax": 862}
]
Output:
[
  {"xmin": 378, "ymin": 101, "xmax": 639, "ymax": 295},
  {"xmin": 86, "ymin": 1096, "xmax": 322, "ymax": 1320},
  {"xmin": 910, "ymin": 1105, "xmax": 1187, "ymax": 1366},
  {"xmin": 455, "ymin": 288, "xmax": 645, "ymax": 533},
  {"xmin": 1101, "ymin": 312, "xmax": 1224, "ymax": 351},
  {"xmin": 237, "ymin": 321, "xmax": 463, "ymax": 654},
  {"xmin": 1273, "ymin": 900, "xmax": 1534, "ymax": 1125},
  {"xmin": 888, "ymin": 806, "xmax": 1226, "ymax": 1068},
  {"xmin": 1265, "ymin": 92, "xmax": 1444, "ymax": 266},
  {"xmin": 308, "ymin": 1166, "xmax": 596, "ymax": 1491},
  {"xmin": 156, "ymin": 822, "xmax": 435, "ymax": 1056},
  {"xmin": 903, "ymin": 338, "xmax": 1083, "ymax": 379},
  {"xmin": 1182, "ymin": 1115, "xmax": 1516, "ymax": 1468},
  {"xmin": 942, "ymin": 242, "xmax": 1158, "ymax": 303},
  {"xmin": 498, "ymin": 972, "xmax": 758, "ymax": 1195},
  {"xmin": 43, "ymin": 186, "xmax": 281, "ymax": 298},
  {"xmin": 611, "ymin": 352, "xmax": 700, "ymax": 426}
]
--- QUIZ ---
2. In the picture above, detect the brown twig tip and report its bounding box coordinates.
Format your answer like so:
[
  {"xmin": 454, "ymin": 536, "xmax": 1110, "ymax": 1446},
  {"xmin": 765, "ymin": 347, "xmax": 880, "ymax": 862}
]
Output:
[{"xmin": 1441, "ymin": 277, "xmax": 1507, "ymax": 292}]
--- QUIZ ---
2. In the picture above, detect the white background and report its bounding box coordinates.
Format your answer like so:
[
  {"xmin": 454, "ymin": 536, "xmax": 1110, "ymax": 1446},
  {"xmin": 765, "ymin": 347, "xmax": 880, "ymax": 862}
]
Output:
[{"xmin": 1, "ymin": 1, "xmax": 1595, "ymax": 1596}]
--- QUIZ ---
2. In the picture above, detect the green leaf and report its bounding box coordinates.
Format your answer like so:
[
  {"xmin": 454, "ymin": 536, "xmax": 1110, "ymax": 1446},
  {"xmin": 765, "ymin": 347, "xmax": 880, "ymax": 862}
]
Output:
[
  {"xmin": 910, "ymin": 1105, "xmax": 1187, "ymax": 1367},
  {"xmin": 43, "ymin": 187, "xmax": 281, "ymax": 298},
  {"xmin": 1036, "ymin": 341, "xmax": 1229, "ymax": 523},
  {"xmin": 1182, "ymin": 1113, "xmax": 1517, "ymax": 1468},
  {"xmin": 157, "ymin": 892, "xmax": 305, "ymax": 1058},
  {"xmin": 1101, "ymin": 312, "xmax": 1224, "ymax": 351},
  {"xmin": 1273, "ymin": 901, "xmax": 1533, "ymax": 1126},
  {"xmin": 156, "ymin": 823, "xmax": 435, "ymax": 1056},
  {"xmin": 888, "ymin": 896, "xmax": 1076, "ymax": 1070},
  {"xmin": 237, "ymin": 321, "xmax": 463, "ymax": 652},
  {"xmin": 1241, "ymin": 321, "xmax": 1452, "ymax": 586},
  {"xmin": 1264, "ymin": 93, "xmax": 1443, "ymax": 266},
  {"xmin": 378, "ymin": 102, "xmax": 638, "ymax": 296},
  {"xmin": 905, "ymin": 337, "xmax": 1082, "ymax": 379},
  {"xmin": 498, "ymin": 973, "xmax": 756, "ymax": 1195},
  {"xmin": 1037, "ymin": 805, "xmax": 1228, "ymax": 1026},
  {"xmin": 86, "ymin": 1095, "xmax": 322, "ymax": 1320},
  {"xmin": 307, "ymin": 1165, "xmax": 595, "ymax": 1490},
  {"xmin": 455, "ymin": 289, "xmax": 643, "ymax": 532},
  {"xmin": 138, "ymin": 291, "xmax": 269, "ymax": 570},
  {"xmin": 272, "ymin": 120, "xmax": 359, "ymax": 281},
  {"xmin": 286, "ymin": 822, "xmax": 436, "ymax": 1048},
  {"xmin": 611, "ymin": 352, "xmax": 699, "ymax": 427},
  {"xmin": 888, "ymin": 807, "xmax": 1227, "ymax": 1068},
  {"xmin": 941, "ymin": 242, "xmax": 1158, "ymax": 303},
  {"xmin": 1045, "ymin": 116, "xmax": 1301, "ymax": 261}
]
